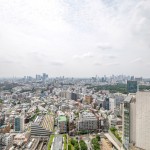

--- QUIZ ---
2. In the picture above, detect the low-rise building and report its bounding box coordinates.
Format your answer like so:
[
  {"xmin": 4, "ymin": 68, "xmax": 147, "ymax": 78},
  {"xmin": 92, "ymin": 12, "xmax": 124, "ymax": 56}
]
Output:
[
  {"xmin": 13, "ymin": 132, "xmax": 30, "ymax": 147},
  {"xmin": 77, "ymin": 111, "xmax": 101, "ymax": 132}
]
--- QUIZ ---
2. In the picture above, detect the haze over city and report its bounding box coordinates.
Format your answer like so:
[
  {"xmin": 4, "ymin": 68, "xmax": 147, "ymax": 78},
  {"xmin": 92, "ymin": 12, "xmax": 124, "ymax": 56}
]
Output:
[{"xmin": 0, "ymin": 0, "xmax": 150, "ymax": 77}]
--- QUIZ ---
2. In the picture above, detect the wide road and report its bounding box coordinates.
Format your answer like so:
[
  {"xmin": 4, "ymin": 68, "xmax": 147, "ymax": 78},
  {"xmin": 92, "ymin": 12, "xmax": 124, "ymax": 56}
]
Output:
[{"xmin": 52, "ymin": 135, "xmax": 63, "ymax": 150}]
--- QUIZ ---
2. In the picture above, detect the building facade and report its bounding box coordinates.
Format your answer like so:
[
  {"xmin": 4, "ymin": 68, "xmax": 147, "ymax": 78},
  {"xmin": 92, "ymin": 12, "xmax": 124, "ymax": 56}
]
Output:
[
  {"xmin": 135, "ymin": 92, "xmax": 150, "ymax": 150},
  {"xmin": 14, "ymin": 116, "xmax": 24, "ymax": 132},
  {"xmin": 58, "ymin": 115, "xmax": 67, "ymax": 133},
  {"xmin": 77, "ymin": 111, "xmax": 101, "ymax": 132},
  {"xmin": 123, "ymin": 95, "xmax": 136, "ymax": 150},
  {"xmin": 127, "ymin": 81, "xmax": 138, "ymax": 94}
]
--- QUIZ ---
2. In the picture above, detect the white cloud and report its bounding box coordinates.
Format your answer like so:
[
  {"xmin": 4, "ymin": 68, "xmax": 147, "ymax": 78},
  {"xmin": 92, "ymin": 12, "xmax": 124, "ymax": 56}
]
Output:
[
  {"xmin": 73, "ymin": 52, "xmax": 94, "ymax": 59},
  {"xmin": 97, "ymin": 43, "xmax": 112, "ymax": 50},
  {"xmin": 0, "ymin": 0, "xmax": 150, "ymax": 77},
  {"xmin": 51, "ymin": 60, "xmax": 64, "ymax": 66},
  {"xmin": 130, "ymin": 57, "xmax": 142, "ymax": 64}
]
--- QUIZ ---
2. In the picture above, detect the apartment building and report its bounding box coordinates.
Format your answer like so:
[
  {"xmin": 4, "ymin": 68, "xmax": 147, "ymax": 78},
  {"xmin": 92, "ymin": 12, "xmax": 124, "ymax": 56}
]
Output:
[{"xmin": 77, "ymin": 111, "xmax": 101, "ymax": 132}]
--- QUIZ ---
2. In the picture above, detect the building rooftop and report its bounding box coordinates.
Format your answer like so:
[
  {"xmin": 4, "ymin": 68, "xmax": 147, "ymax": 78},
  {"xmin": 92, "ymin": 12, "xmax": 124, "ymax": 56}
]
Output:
[
  {"xmin": 58, "ymin": 115, "xmax": 66, "ymax": 122},
  {"xmin": 124, "ymin": 95, "xmax": 133, "ymax": 103}
]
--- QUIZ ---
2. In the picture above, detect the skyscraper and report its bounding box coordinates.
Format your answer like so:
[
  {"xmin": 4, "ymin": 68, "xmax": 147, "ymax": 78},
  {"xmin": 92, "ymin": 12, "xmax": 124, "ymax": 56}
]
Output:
[
  {"xmin": 127, "ymin": 80, "xmax": 138, "ymax": 94},
  {"xmin": 135, "ymin": 92, "xmax": 150, "ymax": 150},
  {"xmin": 123, "ymin": 92, "xmax": 150, "ymax": 150},
  {"xmin": 123, "ymin": 95, "xmax": 136, "ymax": 150},
  {"xmin": 104, "ymin": 97, "xmax": 109, "ymax": 110}
]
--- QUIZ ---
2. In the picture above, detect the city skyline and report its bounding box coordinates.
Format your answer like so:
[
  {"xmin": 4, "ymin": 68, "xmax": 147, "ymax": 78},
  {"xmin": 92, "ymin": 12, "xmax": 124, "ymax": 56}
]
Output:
[{"xmin": 0, "ymin": 0, "xmax": 150, "ymax": 77}]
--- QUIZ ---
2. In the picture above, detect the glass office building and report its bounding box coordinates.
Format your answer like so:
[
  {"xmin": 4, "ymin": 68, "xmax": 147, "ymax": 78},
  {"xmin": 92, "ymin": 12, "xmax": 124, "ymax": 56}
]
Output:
[{"xmin": 127, "ymin": 81, "xmax": 138, "ymax": 94}]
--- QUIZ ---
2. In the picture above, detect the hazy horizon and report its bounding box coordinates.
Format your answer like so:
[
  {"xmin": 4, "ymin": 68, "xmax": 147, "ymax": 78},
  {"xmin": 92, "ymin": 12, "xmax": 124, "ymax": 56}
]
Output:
[{"xmin": 0, "ymin": 0, "xmax": 150, "ymax": 77}]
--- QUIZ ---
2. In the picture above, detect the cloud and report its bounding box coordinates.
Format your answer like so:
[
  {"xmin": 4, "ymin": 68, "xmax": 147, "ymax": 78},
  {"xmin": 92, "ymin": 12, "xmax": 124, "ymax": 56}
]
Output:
[
  {"xmin": 106, "ymin": 62, "xmax": 120, "ymax": 66},
  {"xmin": 102, "ymin": 55, "xmax": 118, "ymax": 59},
  {"xmin": 0, "ymin": 0, "xmax": 150, "ymax": 77},
  {"xmin": 73, "ymin": 52, "xmax": 94, "ymax": 59},
  {"xmin": 97, "ymin": 43, "xmax": 112, "ymax": 50},
  {"xmin": 130, "ymin": 57, "xmax": 142, "ymax": 64},
  {"xmin": 146, "ymin": 63, "xmax": 150, "ymax": 67},
  {"xmin": 51, "ymin": 60, "xmax": 64, "ymax": 66},
  {"xmin": 93, "ymin": 62, "xmax": 103, "ymax": 66},
  {"xmin": 93, "ymin": 62, "xmax": 119, "ymax": 66}
]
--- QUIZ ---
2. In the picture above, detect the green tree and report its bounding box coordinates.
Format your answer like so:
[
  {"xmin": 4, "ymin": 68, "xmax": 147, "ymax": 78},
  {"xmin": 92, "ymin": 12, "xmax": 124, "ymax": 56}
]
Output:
[
  {"xmin": 71, "ymin": 138, "xmax": 77, "ymax": 146},
  {"xmin": 80, "ymin": 140, "xmax": 88, "ymax": 150},
  {"xmin": 91, "ymin": 138, "xmax": 100, "ymax": 150},
  {"xmin": 96, "ymin": 135, "xmax": 100, "ymax": 141},
  {"xmin": 74, "ymin": 143, "xmax": 79, "ymax": 150}
]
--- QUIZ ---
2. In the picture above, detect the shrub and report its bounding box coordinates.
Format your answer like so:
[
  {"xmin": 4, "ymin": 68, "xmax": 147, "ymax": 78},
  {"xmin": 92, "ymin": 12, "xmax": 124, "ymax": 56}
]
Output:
[
  {"xmin": 80, "ymin": 140, "xmax": 88, "ymax": 150},
  {"xmin": 91, "ymin": 138, "xmax": 100, "ymax": 150},
  {"xmin": 71, "ymin": 138, "xmax": 77, "ymax": 146},
  {"xmin": 74, "ymin": 143, "xmax": 79, "ymax": 150},
  {"xmin": 96, "ymin": 135, "xmax": 100, "ymax": 141}
]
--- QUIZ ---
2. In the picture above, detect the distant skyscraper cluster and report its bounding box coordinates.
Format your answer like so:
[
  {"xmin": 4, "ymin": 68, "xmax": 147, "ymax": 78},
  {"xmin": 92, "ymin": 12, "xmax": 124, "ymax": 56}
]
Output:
[{"xmin": 35, "ymin": 73, "xmax": 48, "ymax": 81}]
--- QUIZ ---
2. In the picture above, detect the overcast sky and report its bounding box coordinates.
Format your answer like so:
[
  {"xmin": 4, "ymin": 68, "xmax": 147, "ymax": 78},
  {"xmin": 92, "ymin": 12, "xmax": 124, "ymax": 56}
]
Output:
[{"xmin": 0, "ymin": 0, "xmax": 150, "ymax": 78}]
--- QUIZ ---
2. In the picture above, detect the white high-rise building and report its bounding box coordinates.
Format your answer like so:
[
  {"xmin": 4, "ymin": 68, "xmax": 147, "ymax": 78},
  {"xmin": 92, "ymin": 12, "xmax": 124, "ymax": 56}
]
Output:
[
  {"xmin": 123, "ymin": 95, "xmax": 136, "ymax": 150},
  {"xmin": 135, "ymin": 92, "xmax": 150, "ymax": 150},
  {"xmin": 109, "ymin": 98, "xmax": 116, "ymax": 112},
  {"xmin": 123, "ymin": 92, "xmax": 150, "ymax": 150}
]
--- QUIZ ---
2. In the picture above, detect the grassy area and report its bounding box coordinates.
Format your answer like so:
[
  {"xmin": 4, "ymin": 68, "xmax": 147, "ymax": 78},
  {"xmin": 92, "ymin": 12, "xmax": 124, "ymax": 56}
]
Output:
[
  {"xmin": 47, "ymin": 135, "xmax": 55, "ymax": 150},
  {"xmin": 110, "ymin": 127, "xmax": 122, "ymax": 143},
  {"xmin": 63, "ymin": 134, "xmax": 67, "ymax": 150}
]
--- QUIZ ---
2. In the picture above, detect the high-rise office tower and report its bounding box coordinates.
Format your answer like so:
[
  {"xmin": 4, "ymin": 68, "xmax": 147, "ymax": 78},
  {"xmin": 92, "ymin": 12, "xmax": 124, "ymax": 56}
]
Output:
[
  {"xmin": 123, "ymin": 95, "xmax": 136, "ymax": 150},
  {"xmin": 135, "ymin": 92, "xmax": 150, "ymax": 150},
  {"xmin": 104, "ymin": 97, "xmax": 109, "ymax": 110},
  {"xmin": 14, "ymin": 116, "xmax": 24, "ymax": 132},
  {"xmin": 127, "ymin": 80, "xmax": 138, "ymax": 94},
  {"xmin": 43, "ymin": 73, "xmax": 48, "ymax": 81},
  {"xmin": 123, "ymin": 92, "xmax": 150, "ymax": 150}
]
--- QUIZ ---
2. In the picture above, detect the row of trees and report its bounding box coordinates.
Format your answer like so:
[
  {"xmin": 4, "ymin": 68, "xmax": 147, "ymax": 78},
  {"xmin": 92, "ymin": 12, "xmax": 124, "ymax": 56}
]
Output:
[
  {"xmin": 88, "ymin": 84, "xmax": 150, "ymax": 94},
  {"xmin": 110, "ymin": 127, "xmax": 122, "ymax": 142},
  {"xmin": 70, "ymin": 138, "xmax": 88, "ymax": 150}
]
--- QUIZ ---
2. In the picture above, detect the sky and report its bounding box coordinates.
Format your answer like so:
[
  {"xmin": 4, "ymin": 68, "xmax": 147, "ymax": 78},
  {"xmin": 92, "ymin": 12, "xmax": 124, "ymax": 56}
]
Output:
[{"xmin": 0, "ymin": 0, "xmax": 150, "ymax": 78}]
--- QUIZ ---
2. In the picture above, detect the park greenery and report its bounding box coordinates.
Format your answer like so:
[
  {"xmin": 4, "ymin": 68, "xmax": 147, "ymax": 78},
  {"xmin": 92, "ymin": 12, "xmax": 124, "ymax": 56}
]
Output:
[
  {"xmin": 96, "ymin": 135, "xmax": 101, "ymax": 141},
  {"xmin": 91, "ymin": 137, "xmax": 100, "ymax": 150},
  {"xmin": 47, "ymin": 135, "xmax": 54, "ymax": 150},
  {"xmin": 68, "ymin": 138, "xmax": 74, "ymax": 150},
  {"xmin": 87, "ymin": 84, "xmax": 150, "ymax": 94},
  {"xmin": 110, "ymin": 127, "xmax": 122, "ymax": 143},
  {"xmin": 71, "ymin": 138, "xmax": 79, "ymax": 150},
  {"xmin": 63, "ymin": 134, "xmax": 67, "ymax": 150},
  {"xmin": 79, "ymin": 140, "xmax": 88, "ymax": 150}
]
